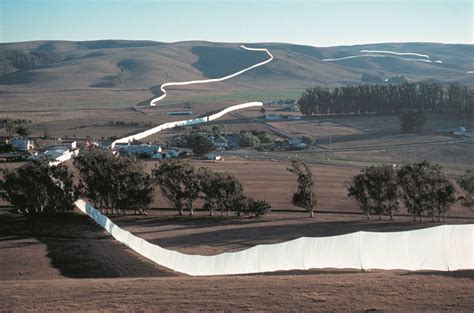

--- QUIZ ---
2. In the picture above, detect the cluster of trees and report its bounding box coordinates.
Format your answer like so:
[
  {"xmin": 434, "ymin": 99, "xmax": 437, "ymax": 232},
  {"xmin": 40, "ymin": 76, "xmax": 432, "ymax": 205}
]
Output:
[
  {"xmin": 400, "ymin": 110, "xmax": 427, "ymax": 133},
  {"xmin": 0, "ymin": 151, "xmax": 272, "ymax": 218},
  {"xmin": 0, "ymin": 160, "xmax": 77, "ymax": 214},
  {"xmin": 74, "ymin": 150, "xmax": 154, "ymax": 215},
  {"xmin": 154, "ymin": 159, "xmax": 271, "ymax": 217},
  {"xmin": 348, "ymin": 161, "xmax": 473, "ymax": 222},
  {"xmin": 1, "ymin": 118, "xmax": 32, "ymax": 137},
  {"xmin": 298, "ymin": 83, "xmax": 473, "ymax": 116},
  {"xmin": 0, "ymin": 49, "xmax": 62, "ymax": 77},
  {"xmin": 183, "ymin": 130, "xmax": 215, "ymax": 156},
  {"xmin": 239, "ymin": 130, "xmax": 274, "ymax": 147}
]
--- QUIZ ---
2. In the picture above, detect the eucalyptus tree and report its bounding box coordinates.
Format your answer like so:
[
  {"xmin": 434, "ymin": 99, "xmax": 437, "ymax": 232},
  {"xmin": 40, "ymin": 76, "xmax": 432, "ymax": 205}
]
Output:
[
  {"xmin": 458, "ymin": 170, "xmax": 474, "ymax": 211},
  {"xmin": 0, "ymin": 159, "xmax": 77, "ymax": 214},
  {"xmin": 287, "ymin": 160, "xmax": 317, "ymax": 217},
  {"xmin": 198, "ymin": 168, "xmax": 244, "ymax": 216},
  {"xmin": 397, "ymin": 161, "xmax": 455, "ymax": 222},
  {"xmin": 74, "ymin": 149, "xmax": 153, "ymax": 215},
  {"xmin": 347, "ymin": 165, "xmax": 399, "ymax": 220},
  {"xmin": 153, "ymin": 159, "xmax": 200, "ymax": 215}
]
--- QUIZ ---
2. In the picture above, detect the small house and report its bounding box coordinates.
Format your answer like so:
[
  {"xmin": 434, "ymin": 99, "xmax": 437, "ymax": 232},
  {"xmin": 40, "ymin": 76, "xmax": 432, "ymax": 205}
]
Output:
[{"xmin": 265, "ymin": 114, "xmax": 281, "ymax": 120}]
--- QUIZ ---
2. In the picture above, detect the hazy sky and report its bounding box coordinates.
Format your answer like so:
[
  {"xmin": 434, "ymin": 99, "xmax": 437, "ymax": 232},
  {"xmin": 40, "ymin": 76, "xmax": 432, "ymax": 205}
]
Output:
[{"xmin": 0, "ymin": 0, "xmax": 472, "ymax": 46}]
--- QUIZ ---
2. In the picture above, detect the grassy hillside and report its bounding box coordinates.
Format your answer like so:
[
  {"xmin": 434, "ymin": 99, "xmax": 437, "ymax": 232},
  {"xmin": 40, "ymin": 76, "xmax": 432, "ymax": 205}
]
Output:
[{"xmin": 0, "ymin": 40, "xmax": 472, "ymax": 110}]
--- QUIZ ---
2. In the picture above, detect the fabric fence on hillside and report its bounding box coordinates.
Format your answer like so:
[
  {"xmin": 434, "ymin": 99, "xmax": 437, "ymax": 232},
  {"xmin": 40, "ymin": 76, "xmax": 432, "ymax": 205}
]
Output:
[{"xmin": 75, "ymin": 200, "xmax": 474, "ymax": 276}]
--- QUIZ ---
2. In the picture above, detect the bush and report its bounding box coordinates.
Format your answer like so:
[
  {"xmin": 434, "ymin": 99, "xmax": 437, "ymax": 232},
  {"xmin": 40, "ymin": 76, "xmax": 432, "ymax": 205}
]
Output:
[
  {"xmin": 302, "ymin": 135, "xmax": 315, "ymax": 146},
  {"xmin": 257, "ymin": 132, "xmax": 273, "ymax": 144},
  {"xmin": 236, "ymin": 196, "xmax": 271, "ymax": 218},
  {"xmin": 239, "ymin": 131, "xmax": 260, "ymax": 147}
]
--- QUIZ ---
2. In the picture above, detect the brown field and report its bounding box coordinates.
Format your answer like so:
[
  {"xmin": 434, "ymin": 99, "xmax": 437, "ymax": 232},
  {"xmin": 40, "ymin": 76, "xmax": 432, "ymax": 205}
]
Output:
[
  {"xmin": 1, "ymin": 40, "xmax": 474, "ymax": 311},
  {"xmin": 1, "ymin": 160, "xmax": 474, "ymax": 311}
]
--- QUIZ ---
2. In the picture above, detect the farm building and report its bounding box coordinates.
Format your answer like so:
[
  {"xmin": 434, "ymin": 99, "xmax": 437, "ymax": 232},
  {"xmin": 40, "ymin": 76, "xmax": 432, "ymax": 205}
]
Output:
[
  {"xmin": 210, "ymin": 137, "xmax": 229, "ymax": 150},
  {"xmin": 11, "ymin": 138, "xmax": 34, "ymax": 151},
  {"xmin": 117, "ymin": 143, "xmax": 162, "ymax": 157}
]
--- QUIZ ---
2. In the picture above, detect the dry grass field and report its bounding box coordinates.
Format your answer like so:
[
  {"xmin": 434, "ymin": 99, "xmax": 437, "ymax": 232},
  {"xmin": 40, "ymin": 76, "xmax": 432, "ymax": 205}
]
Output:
[
  {"xmin": 1, "ymin": 39, "xmax": 473, "ymax": 311},
  {"xmin": 1, "ymin": 160, "xmax": 474, "ymax": 311},
  {"xmin": 1, "ymin": 202, "xmax": 474, "ymax": 311}
]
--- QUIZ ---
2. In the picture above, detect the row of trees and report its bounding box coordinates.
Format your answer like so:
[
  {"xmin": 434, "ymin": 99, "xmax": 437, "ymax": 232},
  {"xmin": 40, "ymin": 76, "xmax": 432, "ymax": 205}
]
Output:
[
  {"xmin": 0, "ymin": 150, "xmax": 272, "ymax": 218},
  {"xmin": 298, "ymin": 83, "xmax": 473, "ymax": 116},
  {"xmin": 347, "ymin": 161, "xmax": 473, "ymax": 222},
  {"xmin": 1, "ymin": 151, "xmax": 472, "ymax": 222},
  {"xmin": 154, "ymin": 159, "xmax": 271, "ymax": 217}
]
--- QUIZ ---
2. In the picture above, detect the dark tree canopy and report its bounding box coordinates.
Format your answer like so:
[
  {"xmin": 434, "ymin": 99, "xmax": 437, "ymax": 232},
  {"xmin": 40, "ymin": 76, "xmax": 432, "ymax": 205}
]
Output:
[
  {"xmin": 184, "ymin": 131, "xmax": 214, "ymax": 156},
  {"xmin": 238, "ymin": 131, "xmax": 261, "ymax": 147},
  {"xmin": 458, "ymin": 170, "xmax": 474, "ymax": 211},
  {"xmin": 397, "ymin": 161, "xmax": 455, "ymax": 222},
  {"xmin": 0, "ymin": 159, "xmax": 77, "ymax": 214},
  {"xmin": 198, "ymin": 167, "xmax": 244, "ymax": 216},
  {"xmin": 287, "ymin": 160, "xmax": 317, "ymax": 217},
  {"xmin": 153, "ymin": 159, "xmax": 200, "ymax": 215},
  {"xmin": 347, "ymin": 165, "xmax": 399, "ymax": 220},
  {"xmin": 15, "ymin": 125, "xmax": 31, "ymax": 137},
  {"xmin": 298, "ymin": 83, "xmax": 473, "ymax": 116},
  {"xmin": 235, "ymin": 196, "xmax": 271, "ymax": 218},
  {"xmin": 400, "ymin": 110, "xmax": 426, "ymax": 133},
  {"xmin": 74, "ymin": 149, "xmax": 154, "ymax": 215}
]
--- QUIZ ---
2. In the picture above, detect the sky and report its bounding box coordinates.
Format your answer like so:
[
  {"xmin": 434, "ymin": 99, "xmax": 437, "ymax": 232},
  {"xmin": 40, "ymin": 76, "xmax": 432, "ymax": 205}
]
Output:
[{"xmin": 0, "ymin": 0, "xmax": 472, "ymax": 46}]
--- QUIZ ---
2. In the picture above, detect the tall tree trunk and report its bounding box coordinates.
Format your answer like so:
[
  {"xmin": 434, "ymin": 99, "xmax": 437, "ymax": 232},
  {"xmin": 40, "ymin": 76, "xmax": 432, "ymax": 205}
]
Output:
[
  {"xmin": 366, "ymin": 211, "xmax": 370, "ymax": 220},
  {"xmin": 189, "ymin": 206, "xmax": 194, "ymax": 216},
  {"xmin": 309, "ymin": 209, "xmax": 314, "ymax": 218},
  {"xmin": 390, "ymin": 211, "xmax": 394, "ymax": 221}
]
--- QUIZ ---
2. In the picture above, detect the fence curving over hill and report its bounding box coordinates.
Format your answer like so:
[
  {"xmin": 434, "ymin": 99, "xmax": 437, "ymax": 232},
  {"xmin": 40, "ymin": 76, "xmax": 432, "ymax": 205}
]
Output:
[
  {"xmin": 75, "ymin": 200, "xmax": 474, "ymax": 276},
  {"xmin": 150, "ymin": 45, "xmax": 274, "ymax": 106},
  {"xmin": 111, "ymin": 45, "xmax": 273, "ymax": 147}
]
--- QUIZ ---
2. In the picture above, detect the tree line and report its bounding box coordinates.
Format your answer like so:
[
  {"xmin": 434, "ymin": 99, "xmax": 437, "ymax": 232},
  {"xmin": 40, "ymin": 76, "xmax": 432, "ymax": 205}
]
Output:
[
  {"xmin": 1, "ymin": 151, "xmax": 472, "ymax": 222},
  {"xmin": 0, "ymin": 150, "xmax": 273, "ymax": 218},
  {"xmin": 0, "ymin": 49, "xmax": 63, "ymax": 77},
  {"xmin": 298, "ymin": 83, "xmax": 473, "ymax": 116},
  {"xmin": 348, "ymin": 161, "xmax": 473, "ymax": 222}
]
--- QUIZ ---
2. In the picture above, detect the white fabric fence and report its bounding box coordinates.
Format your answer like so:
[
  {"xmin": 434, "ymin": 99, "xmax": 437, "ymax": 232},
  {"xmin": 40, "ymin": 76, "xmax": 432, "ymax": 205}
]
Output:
[
  {"xmin": 150, "ymin": 45, "xmax": 273, "ymax": 106},
  {"xmin": 75, "ymin": 200, "xmax": 474, "ymax": 276},
  {"xmin": 111, "ymin": 101, "xmax": 262, "ymax": 148}
]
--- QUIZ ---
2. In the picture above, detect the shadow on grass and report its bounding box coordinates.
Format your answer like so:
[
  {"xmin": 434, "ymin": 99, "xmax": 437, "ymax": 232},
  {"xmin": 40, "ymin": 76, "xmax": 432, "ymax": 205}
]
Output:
[
  {"xmin": 0, "ymin": 209, "xmax": 177, "ymax": 278},
  {"xmin": 402, "ymin": 270, "xmax": 474, "ymax": 280}
]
